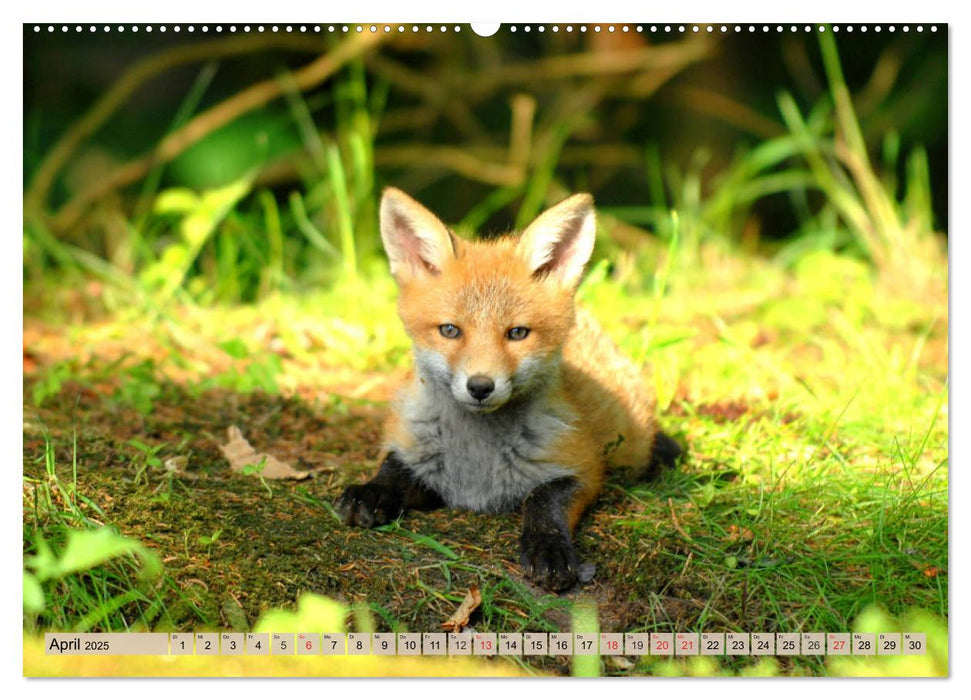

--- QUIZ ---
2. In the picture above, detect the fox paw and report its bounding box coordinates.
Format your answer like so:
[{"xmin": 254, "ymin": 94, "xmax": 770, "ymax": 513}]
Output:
[
  {"xmin": 336, "ymin": 483, "xmax": 403, "ymax": 528},
  {"xmin": 519, "ymin": 530, "xmax": 582, "ymax": 592}
]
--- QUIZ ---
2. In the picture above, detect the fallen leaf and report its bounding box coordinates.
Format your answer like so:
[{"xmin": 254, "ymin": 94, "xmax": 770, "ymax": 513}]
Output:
[
  {"xmin": 750, "ymin": 328, "xmax": 773, "ymax": 348},
  {"xmin": 923, "ymin": 566, "xmax": 939, "ymax": 578},
  {"xmin": 725, "ymin": 524, "xmax": 755, "ymax": 542},
  {"xmin": 606, "ymin": 655, "xmax": 636, "ymax": 671},
  {"xmin": 441, "ymin": 587, "xmax": 482, "ymax": 633},
  {"xmin": 23, "ymin": 344, "xmax": 37, "ymax": 373},
  {"xmin": 164, "ymin": 456, "xmax": 188, "ymax": 472},
  {"xmin": 219, "ymin": 426, "xmax": 318, "ymax": 480},
  {"xmin": 163, "ymin": 455, "xmax": 201, "ymax": 481}
]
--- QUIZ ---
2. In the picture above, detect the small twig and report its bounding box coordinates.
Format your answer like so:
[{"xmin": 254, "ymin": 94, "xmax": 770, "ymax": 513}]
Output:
[
  {"xmin": 740, "ymin": 577, "xmax": 749, "ymax": 623},
  {"xmin": 374, "ymin": 105, "xmax": 442, "ymax": 135},
  {"xmin": 365, "ymin": 53, "xmax": 488, "ymax": 139},
  {"xmin": 466, "ymin": 39, "xmax": 712, "ymax": 97},
  {"xmin": 679, "ymin": 551, "xmax": 694, "ymax": 578},
  {"xmin": 375, "ymin": 145, "xmax": 523, "ymax": 187},
  {"xmin": 782, "ymin": 37, "xmax": 824, "ymax": 102},
  {"xmin": 254, "ymin": 142, "xmax": 653, "ymax": 190},
  {"xmin": 621, "ymin": 63, "xmax": 689, "ymax": 99},
  {"xmin": 666, "ymin": 86, "xmax": 784, "ymax": 139},
  {"xmin": 508, "ymin": 94, "xmax": 536, "ymax": 170},
  {"xmin": 856, "ymin": 47, "xmax": 904, "ymax": 118},
  {"xmin": 668, "ymin": 497, "xmax": 693, "ymax": 542}
]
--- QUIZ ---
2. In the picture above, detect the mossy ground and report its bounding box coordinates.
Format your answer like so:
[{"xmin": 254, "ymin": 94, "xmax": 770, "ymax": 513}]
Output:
[{"xmin": 22, "ymin": 248, "xmax": 948, "ymax": 677}]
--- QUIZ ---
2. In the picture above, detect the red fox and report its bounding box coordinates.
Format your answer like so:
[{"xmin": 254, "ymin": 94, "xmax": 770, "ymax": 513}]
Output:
[{"xmin": 337, "ymin": 188, "xmax": 681, "ymax": 591}]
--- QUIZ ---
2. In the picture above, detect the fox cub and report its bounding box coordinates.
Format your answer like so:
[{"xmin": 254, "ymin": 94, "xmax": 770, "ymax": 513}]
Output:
[{"xmin": 337, "ymin": 188, "xmax": 681, "ymax": 591}]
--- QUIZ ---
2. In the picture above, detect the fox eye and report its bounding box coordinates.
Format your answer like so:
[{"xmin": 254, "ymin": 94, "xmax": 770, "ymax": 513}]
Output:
[
  {"xmin": 507, "ymin": 326, "xmax": 530, "ymax": 341},
  {"xmin": 439, "ymin": 324, "xmax": 462, "ymax": 339}
]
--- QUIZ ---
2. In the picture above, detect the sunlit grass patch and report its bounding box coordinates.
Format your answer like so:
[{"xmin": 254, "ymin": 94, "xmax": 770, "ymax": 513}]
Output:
[
  {"xmin": 22, "ymin": 21, "xmax": 949, "ymax": 677},
  {"xmin": 23, "ymin": 431, "xmax": 210, "ymax": 634},
  {"xmin": 23, "ymin": 236, "xmax": 947, "ymax": 658},
  {"xmin": 21, "ymin": 247, "xmax": 948, "ymax": 676}
]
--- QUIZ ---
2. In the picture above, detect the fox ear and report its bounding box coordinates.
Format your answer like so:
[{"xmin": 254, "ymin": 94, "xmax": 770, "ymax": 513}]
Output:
[
  {"xmin": 380, "ymin": 187, "xmax": 456, "ymax": 279},
  {"xmin": 517, "ymin": 193, "xmax": 596, "ymax": 287}
]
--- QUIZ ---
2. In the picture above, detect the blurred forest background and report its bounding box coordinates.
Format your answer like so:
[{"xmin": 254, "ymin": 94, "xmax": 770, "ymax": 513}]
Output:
[
  {"xmin": 24, "ymin": 24, "xmax": 947, "ymax": 302},
  {"xmin": 22, "ymin": 25, "xmax": 949, "ymax": 678}
]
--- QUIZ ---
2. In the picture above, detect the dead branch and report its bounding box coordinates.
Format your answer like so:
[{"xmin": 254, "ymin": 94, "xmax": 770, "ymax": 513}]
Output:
[
  {"xmin": 365, "ymin": 53, "xmax": 489, "ymax": 139},
  {"xmin": 48, "ymin": 30, "xmax": 387, "ymax": 235},
  {"xmin": 666, "ymin": 86, "xmax": 785, "ymax": 139},
  {"xmin": 375, "ymin": 145, "xmax": 523, "ymax": 186},
  {"xmin": 25, "ymin": 33, "xmax": 330, "ymax": 217},
  {"xmin": 464, "ymin": 38, "xmax": 712, "ymax": 97},
  {"xmin": 39, "ymin": 31, "xmax": 711, "ymax": 237},
  {"xmin": 508, "ymin": 94, "xmax": 536, "ymax": 169},
  {"xmin": 856, "ymin": 47, "xmax": 904, "ymax": 118},
  {"xmin": 668, "ymin": 498, "xmax": 693, "ymax": 543},
  {"xmin": 256, "ymin": 142, "xmax": 653, "ymax": 190}
]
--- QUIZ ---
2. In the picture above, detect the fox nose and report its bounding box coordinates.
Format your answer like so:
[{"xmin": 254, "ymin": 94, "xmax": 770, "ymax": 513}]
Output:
[{"xmin": 466, "ymin": 374, "xmax": 495, "ymax": 401}]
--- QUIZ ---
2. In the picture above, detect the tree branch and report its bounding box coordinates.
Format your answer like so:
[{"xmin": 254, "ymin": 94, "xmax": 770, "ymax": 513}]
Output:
[
  {"xmin": 47, "ymin": 31, "xmax": 387, "ymax": 235},
  {"xmin": 25, "ymin": 33, "xmax": 329, "ymax": 217}
]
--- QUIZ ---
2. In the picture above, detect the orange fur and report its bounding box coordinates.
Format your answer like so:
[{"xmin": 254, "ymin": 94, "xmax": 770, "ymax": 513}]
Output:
[{"xmin": 385, "ymin": 192, "xmax": 660, "ymax": 532}]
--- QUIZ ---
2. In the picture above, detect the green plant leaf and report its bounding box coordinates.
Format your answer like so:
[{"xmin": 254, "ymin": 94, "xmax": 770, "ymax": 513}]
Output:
[
  {"xmin": 254, "ymin": 592, "xmax": 347, "ymax": 634},
  {"xmin": 218, "ymin": 338, "xmax": 249, "ymax": 360},
  {"xmin": 153, "ymin": 188, "xmax": 201, "ymax": 215},
  {"xmin": 23, "ymin": 572, "xmax": 45, "ymax": 614},
  {"xmin": 27, "ymin": 527, "xmax": 161, "ymax": 582},
  {"xmin": 571, "ymin": 599, "xmax": 600, "ymax": 677}
]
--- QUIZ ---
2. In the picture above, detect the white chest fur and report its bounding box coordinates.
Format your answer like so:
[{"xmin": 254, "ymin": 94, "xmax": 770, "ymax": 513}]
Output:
[{"xmin": 391, "ymin": 382, "xmax": 574, "ymax": 512}]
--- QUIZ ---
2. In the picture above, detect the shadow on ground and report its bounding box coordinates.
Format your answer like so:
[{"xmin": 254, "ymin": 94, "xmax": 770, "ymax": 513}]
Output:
[{"xmin": 23, "ymin": 371, "xmax": 713, "ymax": 674}]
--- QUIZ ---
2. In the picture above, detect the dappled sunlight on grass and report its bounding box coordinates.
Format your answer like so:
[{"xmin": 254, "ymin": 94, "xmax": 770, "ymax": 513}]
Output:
[
  {"xmin": 22, "ymin": 21, "xmax": 948, "ymax": 677},
  {"xmin": 23, "ymin": 240, "xmax": 947, "ymax": 677}
]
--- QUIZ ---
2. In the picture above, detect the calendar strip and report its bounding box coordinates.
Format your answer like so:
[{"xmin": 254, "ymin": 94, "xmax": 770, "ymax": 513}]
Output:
[{"xmin": 44, "ymin": 631, "xmax": 928, "ymax": 657}]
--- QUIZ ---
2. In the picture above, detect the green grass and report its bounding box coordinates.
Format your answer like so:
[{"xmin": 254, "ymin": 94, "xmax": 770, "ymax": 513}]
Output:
[
  {"xmin": 22, "ymin": 28, "xmax": 947, "ymax": 677},
  {"xmin": 21, "ymin": 236, "xmax": 948, "ymax": 676},
  {"xmin": 23, "ymin": 429, "xmax": 212, "ymax": 634}
]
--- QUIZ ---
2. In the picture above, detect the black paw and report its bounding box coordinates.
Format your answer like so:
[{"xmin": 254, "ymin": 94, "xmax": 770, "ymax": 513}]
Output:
[
  {"xmin": 650, "ymin": 431, "xmax": 683, "ymax": 469},
  {"xmin": 336, "ymin": 482, "xmax": 403, "ymax": 528},
  {"xmin": 519, "ymin": 529, "xmax": 582, "ymax": 592}
]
